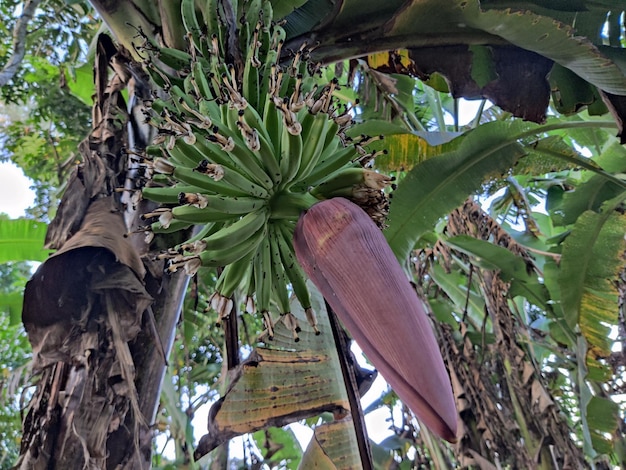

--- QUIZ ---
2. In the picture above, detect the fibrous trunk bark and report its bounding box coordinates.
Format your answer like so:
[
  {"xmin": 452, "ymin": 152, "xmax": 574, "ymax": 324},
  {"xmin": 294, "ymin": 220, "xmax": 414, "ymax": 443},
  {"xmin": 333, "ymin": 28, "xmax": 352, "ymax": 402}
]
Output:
[{"xmin": 16, "ymin": 35, "xmax": 186, "ymax": 469}]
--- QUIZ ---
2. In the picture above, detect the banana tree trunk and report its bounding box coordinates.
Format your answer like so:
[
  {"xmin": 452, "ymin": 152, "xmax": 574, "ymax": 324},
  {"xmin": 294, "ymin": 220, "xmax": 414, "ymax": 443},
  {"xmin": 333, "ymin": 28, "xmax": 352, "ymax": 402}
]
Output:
[{"xmin": 16, "ymin": 35, "xmax": 187, "ymax": 469}]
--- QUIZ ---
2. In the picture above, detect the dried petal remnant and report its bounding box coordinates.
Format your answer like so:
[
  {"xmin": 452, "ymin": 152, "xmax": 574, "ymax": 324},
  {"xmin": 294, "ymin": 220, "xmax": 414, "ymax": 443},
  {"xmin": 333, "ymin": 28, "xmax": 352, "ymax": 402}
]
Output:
[{"xmin": 294, "ymin": 197, "xmax": 457, "ymax": 442}]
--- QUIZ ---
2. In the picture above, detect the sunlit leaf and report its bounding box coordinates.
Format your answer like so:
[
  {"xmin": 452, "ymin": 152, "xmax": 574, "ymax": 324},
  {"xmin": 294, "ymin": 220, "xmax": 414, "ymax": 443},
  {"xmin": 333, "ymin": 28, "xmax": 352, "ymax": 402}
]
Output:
[
  {"xmin": 385, "ymin": 120, "xmax": 533, "ymax": 261},
  {"xmin": 0, "ymin": 292, "xmax": 23, "ymax": 325},
  {"xmin": 559, "ymin": 210, "xmax": 626, "ymax": 358},
  {"xmin": 0, "ymin": 218, "xmax": 50, "ymax": 263},
  {"xmin": 66, "ymin": 62, "xmax": 95, "ymax": 106}
]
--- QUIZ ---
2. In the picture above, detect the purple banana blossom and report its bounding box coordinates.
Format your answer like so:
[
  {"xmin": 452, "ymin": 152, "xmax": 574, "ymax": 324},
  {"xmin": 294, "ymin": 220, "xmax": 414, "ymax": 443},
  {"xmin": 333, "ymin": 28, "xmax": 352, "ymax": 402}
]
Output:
[{"xmin": 294, "ymin": 197, "xmax": 457, "ymax": 442}]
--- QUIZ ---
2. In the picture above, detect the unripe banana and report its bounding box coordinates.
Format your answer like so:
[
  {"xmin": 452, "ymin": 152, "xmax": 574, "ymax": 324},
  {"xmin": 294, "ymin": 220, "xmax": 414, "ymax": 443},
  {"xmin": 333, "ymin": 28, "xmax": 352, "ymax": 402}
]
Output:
[
  {"xmin": 142, "ymin": 184, "xmax": 204, "ymax": 204},
  {"xmin": 268, "ymin": 225, "xmax": 291, "ymax": 315},
  {"xmin": 275, "ymin": 221, "xmax": 315, "ymax": 333},
  {"xmin": 167, "ymin": 164, "xmax": 257, "ymax": 198},
  {"xmin": 296, "ymin": 112, "xmax": 330, "ymax": 181},
  {"xmin": 254, "ymin": 128, "xmax": 282, "ymax": 186},
  {"xmin": 310, "ymin": 167, "xmax": 394, "ymax": 199},
  {"xmin": 253, "ymin": 234, "xmax": 272, "ymax": 317},
  {"xmin": 200, "ymin": 224, "xmax": 266, "ymax": 267},
  {"xmin": 299, "ymin": 145, "xmax": 359, "ymax": 188},
  {"xmin": 156, "ymin": 48, "xmax": 193, "ymax": 72},
  {"xmin": 172, "ymin": 196, "xmax": 265, "ymax": 223},
  {"xmin": 149, "ymin": 219, "xmax": 191, "ymax": 234},
  {"xmin": 181, "ymin": 0, "xmax": 205, "ymax": 56},
  {"xmin": 211, "ymin": 248, "xmax": 257, "ymax": 324},
  {"xmin": 209, "ymin": 124, "xmax": 273, "ymax": 189},
  {"xmin": 278, "ymin": 122, "xmax": 303, "ymax": 189},
  {"xmin": 199, "ymin": 208, "xmax": 269, "ymax": 251}
]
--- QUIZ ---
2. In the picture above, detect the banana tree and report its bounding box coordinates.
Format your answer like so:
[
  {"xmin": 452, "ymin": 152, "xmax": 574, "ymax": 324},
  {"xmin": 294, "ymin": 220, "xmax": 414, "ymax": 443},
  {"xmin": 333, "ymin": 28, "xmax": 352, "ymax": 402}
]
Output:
[{"xmin": 13, "ymin": 0, "xmax": 626, "ymax": 468}]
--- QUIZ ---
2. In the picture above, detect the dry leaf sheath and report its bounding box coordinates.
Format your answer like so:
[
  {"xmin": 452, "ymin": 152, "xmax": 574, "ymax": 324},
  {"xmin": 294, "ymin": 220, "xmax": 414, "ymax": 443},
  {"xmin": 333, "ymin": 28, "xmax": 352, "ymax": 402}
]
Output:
[{"xmin": 294, "ymin": 197, "xmax": 457, "ymax": 442}]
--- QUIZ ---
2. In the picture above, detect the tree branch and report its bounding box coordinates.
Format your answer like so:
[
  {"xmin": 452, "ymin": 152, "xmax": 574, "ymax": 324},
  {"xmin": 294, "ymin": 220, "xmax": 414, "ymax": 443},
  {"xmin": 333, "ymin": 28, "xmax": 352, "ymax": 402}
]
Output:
[{"xmin": 0, "ymin": 0, "xmax": 43, "ymax": 88}]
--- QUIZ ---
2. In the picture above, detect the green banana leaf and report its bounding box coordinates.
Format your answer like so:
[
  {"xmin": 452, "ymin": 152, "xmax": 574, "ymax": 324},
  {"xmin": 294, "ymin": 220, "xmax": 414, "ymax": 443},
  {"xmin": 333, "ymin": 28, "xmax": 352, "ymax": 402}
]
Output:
[
  {"xmin": 428, "ymin": 263, "xmax": 486, "ymax": 324},
  {"xmin": 444, "ymin": 235, "xmax": 551, "ymax": 311},
  {"xmin": 384, "ymin": 120, "xmax": 532, "ymax": 262},
  {"xmin": 552, "ymin": 174, "xmax": 625, "ymax": 226},
  {"xmin": 0, "ymin": 218, "xmax": 49, "ymax": 263},
  {"xmin": 298, "ymin": 419, "xmax": 361, "ymax": 470},
  {"xmin": 199, "ymin": 283, "xmax": 363, "ymax": 468},
  {"xmin": 0, "ymin": 292, "xmax": 23, "ymax": 325},
  {"xmin": 284, "ymin": 0, "xmax": 626, "ymax": 97},
  {"xmin": 513, "ymin": 135, "xmax": 586, "ymax": 176},
  {"xmin": 254, "ymin": 427, "xmax": 302, "ymax": 468},
  {"xmin": 558, "ymin": 209, "xmax": 626, "ymax": 359},
  {"xmin": 586, "ymin": 395, "xmax": 620, "ymax": 455}
]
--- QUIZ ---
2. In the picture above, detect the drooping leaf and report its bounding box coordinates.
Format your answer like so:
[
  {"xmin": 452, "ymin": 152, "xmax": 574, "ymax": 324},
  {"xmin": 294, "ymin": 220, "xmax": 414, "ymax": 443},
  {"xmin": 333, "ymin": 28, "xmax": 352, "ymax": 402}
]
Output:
[
  {"xmin": 513, "ymin": 135, "xmax": 585, "ymax": 176},
  {"xmin": 253, "ymin": 427, "xmax": 302, "ymax": 468},
  {"xmin": 457, "ymin": 0, "xmax": 626, "ymax": 96},
  {"xmin": 428, "ymin": 264, "xmax": 486, "ymax": 324},
  {"xmin": 551, "ymin": 174, "xmax": 626, "ymax": 226},
  {"xmin": 298, "ymin": 419, "xmax": 361, "ymax": 470},
  {"xmin": 0, "ymin": 218, "xmax": 50, "ymax": 263},
  {"xmin": 385, "ymin": 120, "xmax": 534, "ymax": 262},
  {"xmin": 558, "ymin": 210, "xmax": 626, "ymax": 358},
  {"xmin": 549, "ymin": 63, "xmax": 607, "ymax": 116},
  {"xmin": 444, "ymin": 235, "xmax": 550, "ymax": 310},
  {"xmin": 195, "ymin": 288, "xmax": 360, "ymax": 462},
  {"xmin": 281, "ymin": 0, "xmax": 336, "ymax": 37}
]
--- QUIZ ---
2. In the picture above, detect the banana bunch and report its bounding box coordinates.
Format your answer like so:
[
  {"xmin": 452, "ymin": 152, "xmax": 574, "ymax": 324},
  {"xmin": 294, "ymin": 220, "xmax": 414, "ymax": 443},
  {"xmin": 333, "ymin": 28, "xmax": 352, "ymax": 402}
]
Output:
[{"xmin": 138, "ymin": 0, "xmax": 392, "ymax": 338}]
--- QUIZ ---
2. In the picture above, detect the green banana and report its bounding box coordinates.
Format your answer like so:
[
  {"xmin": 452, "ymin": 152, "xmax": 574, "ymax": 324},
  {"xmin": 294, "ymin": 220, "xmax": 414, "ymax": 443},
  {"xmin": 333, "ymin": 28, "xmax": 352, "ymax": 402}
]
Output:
[
  {"xmin": 172, "ymin": 193, "xmax": 265, "ymax": 224},
  {"xmin": 200, "ymin": 0, "xmax": 220, "ymax": 45},
  {"xmin": 172, "ymin": 205, "xmax": 239, "ymax": 224},
  {"xmin": 170, "ymin": 164, "xmax": 256, "ymax": 197},
  {"xmin": 178, "ymin": 222, "xmax": 223, "ymax": 251},
  {"xmin": 142, "ymin": 184, "xmax": 202, "ymax": 204},
  {"xmin": 166, "ymin": 141, "xmax": 202, "ymax": 168},
  {"xmin": 268, "ymin": 224, "xmax": 290, "ymax": 315},
  {"xmin": 210, "ymin": 246, "xmax": 257, "ymax": 324},
  {"xmin": 262, "ymin": 92, "xmax": 282, "ymax": 154},
  {"xmin": 192, "ymin": 62, "xmax": 215, "ymax": 100},
  {"xmin": 208, "ymin": 124, "xmax": 273, "ymax": 189},
  {"xmin": 253, "ymin": 234, "xmax": 272, "ymax": 316},
  {"xmin": 255, "ymin": 130, "xmax": 282, "ymax": 185},
  {"xmin": 299, "ymin": 145, "xmax": 359, "ymax": 188},
  {"xmin": 216, "ymin": 247, "xmax": 255, "ymax": 298},
  {"xmin": 200, "ymin": 224, "xmax": 266, "ymax": 267},
  {"xmin": 181, "ymin": 0, "xmax": 210, "ymax": 58},
  {"xmin": 157, "ymin": 47, "xmax": 193, "ymax": 72},
  {"xmin": 149, "ymin": 219, "xmax": 192, "ymax": 234},
  {"xmin": 278, "ymin": 120, "xmax": 303, "ymax": 189},
  {"xmin": 296, "ymin": 112, "xmax": 330, "ymax": 181},
  {"xmin": 275, "ymin": 221, "xmax": 312, "ymax": 312},
  {"xmin": 200, "ymin": 207, "xmax": 269, "ymax": 251},
  {"xmin": 310, "ymin": 167, "xmax": 394, "ymax": 199}
]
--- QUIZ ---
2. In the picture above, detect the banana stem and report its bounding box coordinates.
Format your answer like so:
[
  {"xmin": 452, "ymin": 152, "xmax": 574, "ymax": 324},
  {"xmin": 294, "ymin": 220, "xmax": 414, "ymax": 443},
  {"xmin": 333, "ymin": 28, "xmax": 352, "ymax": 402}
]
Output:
[{"xmin": 269, "ymin": 191, "xmax": 319, "ymax": 219}]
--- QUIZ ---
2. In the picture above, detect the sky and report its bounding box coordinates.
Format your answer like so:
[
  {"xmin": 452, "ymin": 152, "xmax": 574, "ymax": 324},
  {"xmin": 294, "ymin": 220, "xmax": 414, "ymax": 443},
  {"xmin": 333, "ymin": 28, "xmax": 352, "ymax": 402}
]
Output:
[{"xmin": 0, "ymin": 161, "xmax": 35, "ymax": 217}]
